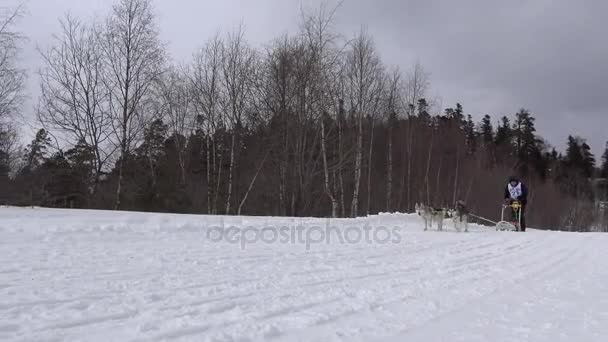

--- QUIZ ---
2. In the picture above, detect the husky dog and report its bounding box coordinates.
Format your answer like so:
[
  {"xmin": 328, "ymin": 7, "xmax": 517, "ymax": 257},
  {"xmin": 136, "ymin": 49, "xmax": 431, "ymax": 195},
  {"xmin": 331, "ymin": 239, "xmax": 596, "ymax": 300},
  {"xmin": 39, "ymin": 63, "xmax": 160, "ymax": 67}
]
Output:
[
  {"xmin": 449, "ymin": 200, "xmax": 469, "ymax": 232},
  {"xmin": 415, "ymin": 203, "xmax": 447, "ymax": 231}
]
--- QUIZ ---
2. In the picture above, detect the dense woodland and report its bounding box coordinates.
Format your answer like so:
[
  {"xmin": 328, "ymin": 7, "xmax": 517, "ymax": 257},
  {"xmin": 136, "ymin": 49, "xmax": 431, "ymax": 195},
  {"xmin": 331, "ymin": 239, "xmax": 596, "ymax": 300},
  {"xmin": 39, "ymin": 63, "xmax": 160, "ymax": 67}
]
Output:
[{"xmin": 1, "ymin": 0, "xmax": 607, "ymax": 231}]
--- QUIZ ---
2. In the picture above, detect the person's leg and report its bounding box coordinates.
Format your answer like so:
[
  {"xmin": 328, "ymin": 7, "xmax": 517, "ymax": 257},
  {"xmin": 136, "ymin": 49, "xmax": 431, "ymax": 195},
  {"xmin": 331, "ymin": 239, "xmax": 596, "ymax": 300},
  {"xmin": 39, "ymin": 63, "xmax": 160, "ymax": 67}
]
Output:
[{"xmin": 520, "ymin": 205, "xmax": 526, "ymax": 232}]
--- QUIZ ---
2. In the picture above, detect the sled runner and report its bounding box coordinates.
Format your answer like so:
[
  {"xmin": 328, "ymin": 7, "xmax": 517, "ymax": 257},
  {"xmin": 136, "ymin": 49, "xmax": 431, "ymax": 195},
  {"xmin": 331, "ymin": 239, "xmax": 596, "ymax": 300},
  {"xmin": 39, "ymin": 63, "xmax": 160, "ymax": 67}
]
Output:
[{"xmin": 496, "ymin": 201, "xmax": 522, "ymax": 231}]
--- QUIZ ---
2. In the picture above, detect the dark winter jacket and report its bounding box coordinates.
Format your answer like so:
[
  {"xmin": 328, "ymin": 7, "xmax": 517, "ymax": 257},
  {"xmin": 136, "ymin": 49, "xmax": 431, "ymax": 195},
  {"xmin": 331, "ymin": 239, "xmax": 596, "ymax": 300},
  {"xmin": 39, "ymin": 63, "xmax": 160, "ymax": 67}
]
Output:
[{"xmin": 504, "ymin": 178, "xmax": 528, "ymax": 205}]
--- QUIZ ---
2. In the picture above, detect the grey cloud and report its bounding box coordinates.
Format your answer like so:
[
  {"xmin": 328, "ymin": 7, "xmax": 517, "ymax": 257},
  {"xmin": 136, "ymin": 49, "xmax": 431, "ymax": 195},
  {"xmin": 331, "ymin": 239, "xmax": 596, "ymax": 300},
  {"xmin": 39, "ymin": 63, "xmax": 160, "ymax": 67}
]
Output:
[
  {"xmin": 333, "ymin": 0, "xmax": 608, "ymax": 151},
  {"xmin": 16, "ymin": 0, "xmax": 608, "ymax": 153}
]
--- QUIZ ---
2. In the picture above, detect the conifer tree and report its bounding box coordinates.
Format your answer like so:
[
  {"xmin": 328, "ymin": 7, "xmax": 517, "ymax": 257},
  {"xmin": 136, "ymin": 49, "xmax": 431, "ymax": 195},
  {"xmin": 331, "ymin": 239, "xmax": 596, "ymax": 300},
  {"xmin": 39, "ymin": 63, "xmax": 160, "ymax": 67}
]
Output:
[
  {"xmin": 464, "ymin": 114, "xmax": 476, "ymax": 154},
  {"xmin": 495, "ymin": 116, "xmax": 512, "ymax": 146},
  {"xmin": 480, "ymin": 114, "xmax": 493, "ymax": 146},
  {"xmin": 600, "ymin": 142, "xmax": 608, "ymax": 178},
  {"xmin": 23, "ymin": 129, "xmax": 52, "ymax": 172}
]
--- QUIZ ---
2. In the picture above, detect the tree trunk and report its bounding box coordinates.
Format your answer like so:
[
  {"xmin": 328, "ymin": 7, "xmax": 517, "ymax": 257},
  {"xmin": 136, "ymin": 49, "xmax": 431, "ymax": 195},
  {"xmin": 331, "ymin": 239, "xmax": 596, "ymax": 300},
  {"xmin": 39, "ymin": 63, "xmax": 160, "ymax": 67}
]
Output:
[
  {"xmin": 406, "ymin": 116, "xmax": 414, "ymax": 212},
  {"xmin": 332, "ymin": 170, "xmax": 339, "ymax": 216},
  {"xmin": 206, "ymin": 135, "xmax": 212, "ymax": 214},
  {"xmin": 435, "ymin": 155, "xmax": 443, "ymax": 205},
  {"xmin": 366, "ymin": 118, "xmax": 375, "ymax": 215},
  {"xmin": 339, "ymin": 172, "xmax": 345, "ymax": 217},
  {"xmin": 279, "ymin": 162, "xmax": 286, "ymax": 216},
  {"xmin": 386, "ymin": 123, "xmax": 393, "ymax": 212},
  {"xmin": 279, "ymin": 118, "xmax": 288, "ymax": 216},
  {"xmin": 338, "ymin": 112, "xmax": 345, "ymax": 217},
  {"xmin": 225, "ymin": 133, "xmax": 236, "ymax": 215},
  {"xmin": 321, "ymin": 118, "xmax": 338, "ymax": 217},
  {"xmin": 238, "ymin": 151, "xmax": 269, "ymax": 215},
  {"xmin": 92, "ymin": 149, "xmax": 103, "ymax": 198},
  {"xmin": 452, "ymin": 146, "xmax": 460, "ymax": 206},
  {"xmin": 114, "ymin": 159, "xmax": 123, "ymax": 210},
  {"xmin": 178, "ymin": 143, "xmax": 186, "ymax": 186},
  {"xmin": 465, "ymin": 178, "xmax": 474, "ymax": 204},
  {"xmin": 398, "ymin": 121, "xmax": 408, "ymax": 210},
  {"xmin": 424, "ymin": 129, "xmax": 434, "ymax": 205},
  {"xmin": 351, "ymin": 112, "xmax": 363, "ymax": 218},
  {"xmin": 147, "ymin": 153, "xmax": 157, "ymax": 200},
  {"xmin": 213, "ymin": 139, "xmax": 223, "ymax": 215},
  {"xmin": 114, "ymin": 139, "xmax": 127, "ymax": 210}
]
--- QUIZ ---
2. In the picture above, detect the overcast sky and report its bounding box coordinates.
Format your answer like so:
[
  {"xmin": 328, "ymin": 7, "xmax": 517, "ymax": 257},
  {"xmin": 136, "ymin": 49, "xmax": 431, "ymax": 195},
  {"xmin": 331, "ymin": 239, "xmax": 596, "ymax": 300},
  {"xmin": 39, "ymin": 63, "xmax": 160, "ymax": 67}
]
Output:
[{"xmin": 15, "ymin": 0, "xmax": 608, "ymax": 154}]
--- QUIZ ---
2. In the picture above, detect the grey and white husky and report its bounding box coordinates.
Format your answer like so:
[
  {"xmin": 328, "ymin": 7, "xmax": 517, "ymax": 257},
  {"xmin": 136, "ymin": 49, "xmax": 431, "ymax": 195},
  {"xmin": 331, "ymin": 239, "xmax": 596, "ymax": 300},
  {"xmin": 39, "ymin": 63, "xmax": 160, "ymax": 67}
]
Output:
[
  {"xmin": 415, "ymin": 203, "xmax": 447, "ymax": 231},
  {"xmin": 448, "ymin": 200, "xmax": 469, "ymax": 232}
]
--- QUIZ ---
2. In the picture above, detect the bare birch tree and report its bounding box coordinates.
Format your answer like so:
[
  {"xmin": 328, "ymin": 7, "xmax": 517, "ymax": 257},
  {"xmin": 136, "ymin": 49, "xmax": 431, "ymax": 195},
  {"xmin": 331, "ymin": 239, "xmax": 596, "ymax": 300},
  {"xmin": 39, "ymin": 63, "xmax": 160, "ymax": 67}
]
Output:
[
  {"xmin": 189, "ymin": 35, "xmax": 224, "ymax": 214},
  {"xmin": 365, "ymin": 73, "xmax": 388, "ymax": 215},
  {"xmin": 38, "ymin": 15, "xmax": 113, "ymax": 194},
  {"xmin": 401, "ymin": 62, "xmax": 429, "ymax": 211},
  {"xmin": 383, "ymin": 68, "xmax": 402, "ymax": 212},
  {"xmin": 345, "ymin": 28, "xmax": 384, "ymax": 217},
  {"xmin": 220, "ymin": 27, "xmax": 256, "ymax": 215},
  {"xmin": 101, "ymin": 0, "xmax": 165, "ymax": 210},
  {"xmin": 301, "ymin": 2, "xmax": 343, "ymax": 217}
]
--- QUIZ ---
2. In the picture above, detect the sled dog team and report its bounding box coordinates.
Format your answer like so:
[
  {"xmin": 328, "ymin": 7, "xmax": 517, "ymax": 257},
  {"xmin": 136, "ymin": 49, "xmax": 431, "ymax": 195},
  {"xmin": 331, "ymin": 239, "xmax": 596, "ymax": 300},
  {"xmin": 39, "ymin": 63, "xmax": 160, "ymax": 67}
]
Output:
[
  {"xmin": 415, "ymin": 201, "xmax": 469, "ymax": 232},
  {"xmin": 415, "ymin": 176, "xmax": 528, "ymax": 232}
]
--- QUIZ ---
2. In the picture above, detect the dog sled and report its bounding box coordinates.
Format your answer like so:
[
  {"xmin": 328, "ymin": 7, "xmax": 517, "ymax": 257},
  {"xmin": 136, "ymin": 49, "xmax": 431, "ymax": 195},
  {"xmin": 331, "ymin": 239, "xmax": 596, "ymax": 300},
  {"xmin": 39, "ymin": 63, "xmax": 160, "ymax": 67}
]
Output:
[{"xmin": 496, "ymin": 201, "xmax": 523, "ymax": 231}]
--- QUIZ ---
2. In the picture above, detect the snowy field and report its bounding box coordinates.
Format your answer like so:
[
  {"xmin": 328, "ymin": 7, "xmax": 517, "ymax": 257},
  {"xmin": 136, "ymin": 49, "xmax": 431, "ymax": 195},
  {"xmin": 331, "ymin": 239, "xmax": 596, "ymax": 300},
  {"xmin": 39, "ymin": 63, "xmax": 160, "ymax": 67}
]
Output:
[{"xmin": 1, "ymin": 207, "xmax": 607, "ymax": 342}]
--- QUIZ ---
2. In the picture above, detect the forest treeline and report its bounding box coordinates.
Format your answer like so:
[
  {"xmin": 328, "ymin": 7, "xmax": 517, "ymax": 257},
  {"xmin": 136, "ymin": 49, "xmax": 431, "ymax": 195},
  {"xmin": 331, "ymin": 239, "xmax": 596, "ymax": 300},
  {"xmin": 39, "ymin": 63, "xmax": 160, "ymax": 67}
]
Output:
[{"xmin": 1, "ymin": 0, "xmax": 607, "ymax": 231}]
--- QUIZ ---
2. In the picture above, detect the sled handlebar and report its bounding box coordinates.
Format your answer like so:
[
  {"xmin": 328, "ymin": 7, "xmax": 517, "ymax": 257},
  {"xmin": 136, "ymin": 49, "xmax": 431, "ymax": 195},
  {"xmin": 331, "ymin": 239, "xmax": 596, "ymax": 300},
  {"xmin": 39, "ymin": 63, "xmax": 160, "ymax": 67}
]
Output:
[{"xmin": 503, "ymin": 201, "xmax": 522, "ymax": 210}]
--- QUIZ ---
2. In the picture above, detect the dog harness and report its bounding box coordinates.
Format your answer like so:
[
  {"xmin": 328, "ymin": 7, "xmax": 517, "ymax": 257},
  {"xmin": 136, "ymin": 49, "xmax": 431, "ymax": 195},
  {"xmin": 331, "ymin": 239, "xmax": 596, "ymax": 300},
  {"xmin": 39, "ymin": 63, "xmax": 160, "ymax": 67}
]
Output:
[{"xmin": 508, "ymin": 182, "xmax": 522, "ymax": 200}]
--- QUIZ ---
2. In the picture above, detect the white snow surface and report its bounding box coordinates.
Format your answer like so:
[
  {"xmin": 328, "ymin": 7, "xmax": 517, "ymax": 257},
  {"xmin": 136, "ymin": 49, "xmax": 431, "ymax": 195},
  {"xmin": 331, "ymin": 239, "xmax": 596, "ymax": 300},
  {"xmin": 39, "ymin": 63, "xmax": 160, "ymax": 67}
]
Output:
[{"xmin": 1, "ymin": 207, "xmax": 607, "ymax": 342}]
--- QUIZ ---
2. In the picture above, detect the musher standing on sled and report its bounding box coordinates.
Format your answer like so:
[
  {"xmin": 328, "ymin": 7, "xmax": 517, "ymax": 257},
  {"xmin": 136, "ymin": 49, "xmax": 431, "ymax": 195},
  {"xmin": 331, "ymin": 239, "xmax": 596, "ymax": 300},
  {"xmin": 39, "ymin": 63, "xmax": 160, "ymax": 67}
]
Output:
[{"xmin": 504, "ymin": 176, "xmax": 528, "ymax": 231}]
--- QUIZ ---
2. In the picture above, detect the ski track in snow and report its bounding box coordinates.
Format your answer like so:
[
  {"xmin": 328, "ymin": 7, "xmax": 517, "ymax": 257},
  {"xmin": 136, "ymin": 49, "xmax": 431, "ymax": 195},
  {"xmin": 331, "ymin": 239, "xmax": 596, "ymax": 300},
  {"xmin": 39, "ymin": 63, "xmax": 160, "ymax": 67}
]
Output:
[{"xmin": 1, "ymin": 207, "xmax": 607, "ymax": 342}]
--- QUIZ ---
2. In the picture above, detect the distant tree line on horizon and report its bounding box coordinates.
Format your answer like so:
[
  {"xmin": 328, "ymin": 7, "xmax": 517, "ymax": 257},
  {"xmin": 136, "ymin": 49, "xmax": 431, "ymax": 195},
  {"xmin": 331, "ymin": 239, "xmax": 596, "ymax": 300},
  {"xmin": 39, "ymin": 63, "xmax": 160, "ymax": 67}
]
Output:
[{"xmin": 1, "ymin": 0, "xmax": 607, "ymax": 231}]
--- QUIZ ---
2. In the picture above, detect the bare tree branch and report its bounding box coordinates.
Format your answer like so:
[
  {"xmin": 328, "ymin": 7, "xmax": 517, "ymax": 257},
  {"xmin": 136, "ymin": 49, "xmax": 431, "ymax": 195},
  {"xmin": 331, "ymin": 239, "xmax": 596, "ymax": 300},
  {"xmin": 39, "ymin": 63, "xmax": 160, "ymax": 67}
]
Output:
[
  {"xmin": 0, "ymin": 3, "xmax": 26, "ymax": 121},
  {"xmin": 38, "ymin": 15, "xmax": 114, "ymax": 194}
]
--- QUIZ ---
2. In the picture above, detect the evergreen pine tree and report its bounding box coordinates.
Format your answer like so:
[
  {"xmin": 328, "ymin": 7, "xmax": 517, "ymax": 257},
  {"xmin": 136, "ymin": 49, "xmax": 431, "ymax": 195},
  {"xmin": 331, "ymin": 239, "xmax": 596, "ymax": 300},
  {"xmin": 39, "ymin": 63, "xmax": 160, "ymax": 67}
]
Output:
[
  {"xmin": 41, "ymin": 151, "xmax": 74, "ymax": 207},
  {"xmin": 513, "ymin": 109, "xmax": 537, "ymax": 157},
  {"xmin": 495, "ymin": 116, "xmax": 512, "ymax": 146},
  {"xmin": 565, "ymin": 135, "xmax": 584, "ymax": 167},
  {"xmin": 23, "ymin": 129, "xmax": 52, "ymax": 172},
  {"xmin": 65, "ymin": 139, "xmax": 95, "ymax": 170},
  {"xmin": 138, "ymin": 119, "xmax": 169, "ymax": 164},
  {"xmin": 601, "ymin": 142, "xmax": 608, "ymax": 178},
  {"xmin": 559, "ymin": 136, "xmax": 595, "ymax": 199},
  {"xmin": 464, "ymin": 114, "xmax": 476, "ymax": 154},
  {"xmin": 417, "ymin": 98, "xmax": 431, "ymax": 125},
  {"xmin": 551, "ymin": 148, "xmax": 559, "ymax": 160},
  {"xmin": 443, "ymin": 103, "xmax": 466, "ymax": 129},
  {"xmin": 65, "ymin": 139, "xmax": 95, "ymax": 191},
  {"xmin": 564, "ymin": 136, "xmax": 595, "ymax": 178},
  {"xmin": 511, "ymin": 109, "xmax": 546, "ymax": 177},
  {"xmin": 444, "ymin": 107, "xmax": 454, "ymax": 118},
  {"xmin": 0, "ymin": 149, "xmax": 9, "ymax": 181},
  {"xmin": 480, "ymin": 114, "xmax": 493, "ymax": 146},
  {"xmin": 454, "ymin": 103, "xmax": 464, "ymax": 123},
  {"xmin": 581, "ymin": 141, "xmax": 595, "ymax": 178},
  {"xmin": 0, "ymin": 127, "xmax": 11, "ymax": 181}
]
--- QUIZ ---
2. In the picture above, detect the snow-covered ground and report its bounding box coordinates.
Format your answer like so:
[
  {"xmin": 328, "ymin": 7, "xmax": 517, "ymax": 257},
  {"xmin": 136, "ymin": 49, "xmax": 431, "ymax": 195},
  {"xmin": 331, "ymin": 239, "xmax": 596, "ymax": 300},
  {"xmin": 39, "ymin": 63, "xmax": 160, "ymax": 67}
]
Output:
[{"xmin": 1, "ymin": 207, "xmax": 607, "ymax": 342}]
